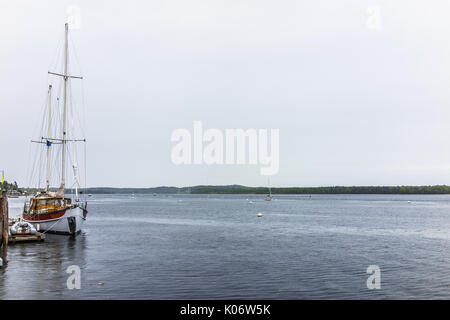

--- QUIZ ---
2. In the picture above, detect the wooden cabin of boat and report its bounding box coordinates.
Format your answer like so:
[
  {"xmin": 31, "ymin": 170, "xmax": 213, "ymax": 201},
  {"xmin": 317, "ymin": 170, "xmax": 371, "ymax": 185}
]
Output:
[{"xmin": 23, "ymin": 192, "xmax": 75, "ymax": 221}]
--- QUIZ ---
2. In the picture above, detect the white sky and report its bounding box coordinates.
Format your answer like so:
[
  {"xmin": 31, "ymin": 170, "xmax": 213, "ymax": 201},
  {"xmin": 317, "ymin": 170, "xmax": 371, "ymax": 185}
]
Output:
[{"xmin": 1, "ymin": 0, "xmax": 450, "ymax": 188}]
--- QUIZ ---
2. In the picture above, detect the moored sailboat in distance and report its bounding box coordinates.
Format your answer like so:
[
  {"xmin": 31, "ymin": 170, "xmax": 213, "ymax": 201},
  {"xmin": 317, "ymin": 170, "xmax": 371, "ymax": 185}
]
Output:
[
  {"xmin": 264, "ymin": 178, "xmax": 272, "ymax": 201},
  {"xmin": 23, "ymin": 23, "xmax": 87, "ymax": 235}
]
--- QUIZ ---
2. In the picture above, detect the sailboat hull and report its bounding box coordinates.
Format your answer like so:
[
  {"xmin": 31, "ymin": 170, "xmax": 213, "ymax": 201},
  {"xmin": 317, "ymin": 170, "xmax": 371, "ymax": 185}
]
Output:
[{"xmin": 24, "ymin": 206, "xmax": 86, "ymax": 235}]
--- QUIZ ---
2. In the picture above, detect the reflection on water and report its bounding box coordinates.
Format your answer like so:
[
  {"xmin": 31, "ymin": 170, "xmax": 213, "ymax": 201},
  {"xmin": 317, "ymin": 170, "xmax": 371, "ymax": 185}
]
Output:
[
  {"xmin": 0, "ymin": 233, "xmax": 88, "ymax": 299},
  {"xmin": 1, "ymin": 194, "xmax": 450, "ymax": 299}
]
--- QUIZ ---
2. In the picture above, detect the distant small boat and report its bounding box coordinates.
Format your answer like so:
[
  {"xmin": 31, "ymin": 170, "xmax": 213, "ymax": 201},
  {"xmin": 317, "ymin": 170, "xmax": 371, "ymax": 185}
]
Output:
[
  {"xmin": 264, "ymin": 178, "xmax": 272, "ymax": 201},
  {"xmin": 8, "ymin": 190, "xmax": 21, "ymax": 198},
  {"xmin": 88, "ymin": 194, "xmax": 93, "ymax": 197},
  {"xmin": 257, "ymin": 213, "xmax": 263, "ymax": 217}
]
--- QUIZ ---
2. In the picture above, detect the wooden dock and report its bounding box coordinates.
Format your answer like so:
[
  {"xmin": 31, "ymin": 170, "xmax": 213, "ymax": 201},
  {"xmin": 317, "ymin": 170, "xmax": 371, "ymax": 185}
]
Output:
[
  {"xmin": 1, "ymin": 192, "xmax": 45, "ymax": 265},
  {"xmin": 9, "ymin": 233, "xmax": 45, "ymax": 244}
]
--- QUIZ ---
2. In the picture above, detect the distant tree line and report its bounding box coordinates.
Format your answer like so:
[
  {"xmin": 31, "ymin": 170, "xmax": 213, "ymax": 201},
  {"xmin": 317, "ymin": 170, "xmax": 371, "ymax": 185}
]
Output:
[
  {"xmin": 191, "ymin": 185, "xmax": 450, "ymax": 194},
  {"xmin": 77, "ymin": 185, "xmax": 450, "ymax": 195},
  {"xmin": 18, "ymin": 184, "xmax": 450, "ymax": 195}
]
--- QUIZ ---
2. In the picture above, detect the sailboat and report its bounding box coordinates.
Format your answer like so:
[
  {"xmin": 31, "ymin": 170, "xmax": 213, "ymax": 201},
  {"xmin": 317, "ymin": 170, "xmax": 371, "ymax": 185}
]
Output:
[
  {"xmin": 264, "ymin": 178, "xmax": 272, "ymax": 201},
  {"xmin": 23, "ymin": 23, "xmax": 87, "ymax": 235}
]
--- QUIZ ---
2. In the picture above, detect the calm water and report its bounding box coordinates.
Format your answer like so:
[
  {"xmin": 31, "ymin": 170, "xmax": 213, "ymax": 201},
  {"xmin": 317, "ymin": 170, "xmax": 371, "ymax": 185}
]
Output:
[{"xmin": 1, "ymin": 194, "xmax": 450, "ymax": 299}]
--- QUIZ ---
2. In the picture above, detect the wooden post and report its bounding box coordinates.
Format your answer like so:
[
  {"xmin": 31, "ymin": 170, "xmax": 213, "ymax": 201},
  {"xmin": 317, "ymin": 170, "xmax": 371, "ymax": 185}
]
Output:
[
  {"xmin": 0, "ymin": 192, "xmax": 2, "ymax": 250},
  {"xmin": 1, "ymin": 191, "xmax": 8, "ymax": 266}
]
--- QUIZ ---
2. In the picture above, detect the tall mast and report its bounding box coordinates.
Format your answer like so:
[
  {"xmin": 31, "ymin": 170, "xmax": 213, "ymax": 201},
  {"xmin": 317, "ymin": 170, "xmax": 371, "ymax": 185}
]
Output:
[
  {"xmin": 47, "ymin": 23, "xmax": 83, "ymax": 197},
  {"xmin": 61, "ymin": 23, "xmax": 69, "ymax": 193},
  {"xmin": 46, "ymin": 85, "xmax": 52, "ymax": 191},
  {"xmin": 71, "ymin": 101, "xmax": 79, "ymax": 201}
]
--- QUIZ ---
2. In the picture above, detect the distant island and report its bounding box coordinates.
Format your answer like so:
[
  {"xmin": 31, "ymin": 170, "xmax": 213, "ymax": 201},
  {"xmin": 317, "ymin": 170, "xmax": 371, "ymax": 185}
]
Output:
[
  {"xmin": 79, "ymin": 185, "xmax": 450, "ymax": 195},
  {"xmin": 9, "ymin": 184, "xmax": 450, "ymax": 195}
]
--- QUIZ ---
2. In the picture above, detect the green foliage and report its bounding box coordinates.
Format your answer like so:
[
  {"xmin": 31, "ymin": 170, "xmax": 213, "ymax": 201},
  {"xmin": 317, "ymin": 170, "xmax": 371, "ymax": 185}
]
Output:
[
  {"xmin": 0, "ymin": 180, "xmax": 9, "ymax": 191},
  {"xmin": 1, "ymin": 180, "xmax": 21, "ymax": 193}
]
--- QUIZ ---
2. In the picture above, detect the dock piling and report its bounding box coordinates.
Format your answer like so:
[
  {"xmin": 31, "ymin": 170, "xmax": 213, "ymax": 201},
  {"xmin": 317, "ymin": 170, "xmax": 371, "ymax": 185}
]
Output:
[{"xmin": 1, "ymin": 191, "xmax": 8, "ymax": 266}]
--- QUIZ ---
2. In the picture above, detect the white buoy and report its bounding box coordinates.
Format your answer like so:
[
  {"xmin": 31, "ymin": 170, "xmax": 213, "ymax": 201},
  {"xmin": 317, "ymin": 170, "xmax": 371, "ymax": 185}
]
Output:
[{"xmin": 257, "ymin": 213, "xmax": 263, "ymax": 217}]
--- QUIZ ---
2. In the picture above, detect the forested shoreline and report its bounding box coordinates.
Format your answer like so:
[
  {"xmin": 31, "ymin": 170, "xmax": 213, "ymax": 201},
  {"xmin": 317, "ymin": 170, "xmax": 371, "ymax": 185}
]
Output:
[{"xmin": 78, "ymin": 185, "xmax": 450, "ymax": 195}]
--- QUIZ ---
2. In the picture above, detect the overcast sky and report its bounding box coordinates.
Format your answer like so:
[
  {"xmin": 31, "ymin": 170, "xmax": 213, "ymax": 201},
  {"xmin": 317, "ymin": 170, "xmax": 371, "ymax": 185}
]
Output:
[{"xmin": 1, "ymin": 0, "xmax": 450, "ymax": 188}]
